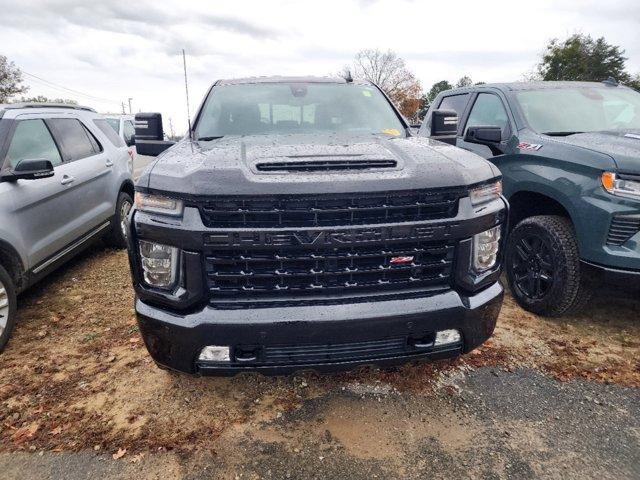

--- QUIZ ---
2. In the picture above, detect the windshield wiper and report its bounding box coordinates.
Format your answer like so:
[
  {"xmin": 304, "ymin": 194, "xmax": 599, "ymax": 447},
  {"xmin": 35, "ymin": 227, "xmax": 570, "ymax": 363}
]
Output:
[
  {"xmin": 197, "ymin": 136, "xmax": 224, "ymax": 141},
  {"xmin": 542, "ymin": 131, "xmax": 584, "ymax": 137}
]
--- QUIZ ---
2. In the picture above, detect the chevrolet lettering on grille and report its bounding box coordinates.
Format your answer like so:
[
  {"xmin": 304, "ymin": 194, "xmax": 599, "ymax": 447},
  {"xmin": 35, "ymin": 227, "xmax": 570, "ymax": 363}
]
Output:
[{"xmin": 204, "ymin": 224, "xmax": 460, "ymax": 247}]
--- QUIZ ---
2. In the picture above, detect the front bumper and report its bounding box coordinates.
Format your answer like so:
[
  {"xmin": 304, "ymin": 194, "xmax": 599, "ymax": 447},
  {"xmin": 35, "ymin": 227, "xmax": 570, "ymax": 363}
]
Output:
[{"xmin": 136, "ymin": 281, "xmax": 503, "ymax": 376}]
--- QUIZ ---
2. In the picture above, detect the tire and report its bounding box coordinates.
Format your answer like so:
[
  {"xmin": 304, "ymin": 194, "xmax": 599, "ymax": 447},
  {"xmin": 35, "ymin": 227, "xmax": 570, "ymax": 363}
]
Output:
[
  {"xmin": 0, "ymin": 264, "xmax": 17, "ymax": 354},
  {"xmin": 104, "ymin": 191, "xmax": 133, "ymax": 249},
  {"xmin": 505, "ymin": 215, "xmax": 593, "ymax": 317}
]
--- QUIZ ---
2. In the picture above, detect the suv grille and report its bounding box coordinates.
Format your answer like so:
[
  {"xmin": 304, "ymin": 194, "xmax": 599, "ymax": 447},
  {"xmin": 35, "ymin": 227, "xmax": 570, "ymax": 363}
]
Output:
[
  {"xmin": 198, "ymin": 188, "xmax": 464, "ymax": 228},
  {"xmin": 205, "ymin": 239, "xmax": 455, "ymax": 306},
  {"xmin": 606, "ymin": 215, "xmax": 640, "ymax": 246}
]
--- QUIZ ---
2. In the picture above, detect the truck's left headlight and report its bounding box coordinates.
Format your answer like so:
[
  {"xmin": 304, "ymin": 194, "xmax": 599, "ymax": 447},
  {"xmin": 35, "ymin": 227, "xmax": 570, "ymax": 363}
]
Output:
[
  {"xmin": 602, "ymin": 172, "xmax": 640, "ymax": 199},
  {"xmin": 135, "ymin": 192, "xmax": 184, "ymax": 216},
  {"xmin": 139, "ymin": 240, "xmax": 179, "ymax": 289},
  {"xmin": 473, "ymin": 226, "xmax": 501, "ymax": 272}
]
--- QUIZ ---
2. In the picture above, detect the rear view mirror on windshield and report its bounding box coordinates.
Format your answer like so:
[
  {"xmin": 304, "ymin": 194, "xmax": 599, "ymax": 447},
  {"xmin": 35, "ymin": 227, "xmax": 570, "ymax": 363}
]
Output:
[{"xmin": 134, "ymin": 113, "xmax": 175, "ymax": 157}]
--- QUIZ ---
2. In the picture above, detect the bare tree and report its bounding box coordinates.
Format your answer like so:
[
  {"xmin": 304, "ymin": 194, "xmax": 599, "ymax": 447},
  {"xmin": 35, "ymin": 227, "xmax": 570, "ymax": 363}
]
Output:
[
  {"xmin": 0, "ymin": 56, "xmax": 28, "ymax": 103},
  {"xmin": 341, "ymin": 49, "xmax": 422, "ymax": 119}
]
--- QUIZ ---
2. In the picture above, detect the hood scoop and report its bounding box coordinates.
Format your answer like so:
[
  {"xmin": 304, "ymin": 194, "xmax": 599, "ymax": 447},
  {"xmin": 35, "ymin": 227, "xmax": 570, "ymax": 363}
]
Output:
[{"xmin": 256, "ymin": 157, "xmax": 397, "ymax": 172}]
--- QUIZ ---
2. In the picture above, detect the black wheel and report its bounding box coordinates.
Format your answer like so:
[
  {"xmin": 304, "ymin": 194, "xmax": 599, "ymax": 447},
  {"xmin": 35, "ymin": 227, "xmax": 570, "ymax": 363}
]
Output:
[
  {"xmin": 104, "ymin": 191, "xmax": 133, "ymax": 249},
  {"xmin": 0, "ymin": 264, "xmax": 17, "ymax": 353},
  {"xmin": 506, "ymin": 215, "xmax": 592, "ymax": 317}
]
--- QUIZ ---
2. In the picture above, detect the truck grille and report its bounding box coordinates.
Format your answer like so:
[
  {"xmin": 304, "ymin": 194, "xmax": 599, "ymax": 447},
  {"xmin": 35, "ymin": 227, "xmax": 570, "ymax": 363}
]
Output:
[
  {"xmin": 205, "ymin": 239, "xmax": 455, "ymax": 306},
  {"xmin": 198, "ymin": 188, "xmax": 464, "ymax": 228},
  {"xmin": 606, "ymin": 215, "xmax": 640, "ymax": 246}
]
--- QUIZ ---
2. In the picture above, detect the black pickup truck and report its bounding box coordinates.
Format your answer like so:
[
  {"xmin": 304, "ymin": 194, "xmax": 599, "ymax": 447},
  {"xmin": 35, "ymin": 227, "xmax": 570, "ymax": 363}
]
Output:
[{"xmin": 128, "ymin": 76, "xmax": 507, "ymax": 375}]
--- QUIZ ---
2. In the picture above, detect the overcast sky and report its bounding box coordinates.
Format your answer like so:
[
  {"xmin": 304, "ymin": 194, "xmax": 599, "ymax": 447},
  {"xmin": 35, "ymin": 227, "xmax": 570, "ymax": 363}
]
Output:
[{"xmin": 1, "ymin": 0, "xmax": 639, "ymax": 134}]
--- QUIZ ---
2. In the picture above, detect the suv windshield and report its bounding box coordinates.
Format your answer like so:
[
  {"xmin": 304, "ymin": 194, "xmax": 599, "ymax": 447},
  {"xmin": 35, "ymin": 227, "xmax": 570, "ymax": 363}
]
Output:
[
  {"xmin": 195, "ymin": 83, "xmax": 405, "ymax": 139},
  {"xmin": 516, "ymin": 86, "xmax": 640, "ymax": 135}
]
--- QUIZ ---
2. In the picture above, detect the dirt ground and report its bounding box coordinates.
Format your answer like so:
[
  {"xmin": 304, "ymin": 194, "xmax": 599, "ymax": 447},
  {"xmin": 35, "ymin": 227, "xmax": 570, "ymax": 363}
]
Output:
[{"xmin": 0, "ymin": 246, "xmax": 638, "ymax": 479}]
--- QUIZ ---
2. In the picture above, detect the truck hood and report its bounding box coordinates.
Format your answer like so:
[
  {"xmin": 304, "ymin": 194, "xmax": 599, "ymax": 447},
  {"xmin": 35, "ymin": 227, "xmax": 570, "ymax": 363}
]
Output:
[
  {"xmin": 556, "ymin": 130, "xmax": 640, "ymax": 174},
  {"xmin": 142, "ymin": 133, "xmax": 498, "ymax": 196}
]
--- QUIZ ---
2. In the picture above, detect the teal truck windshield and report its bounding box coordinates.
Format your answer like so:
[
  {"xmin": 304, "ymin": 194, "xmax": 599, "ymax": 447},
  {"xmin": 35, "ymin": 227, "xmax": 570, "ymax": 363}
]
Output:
[
  {"xmin": 516, "ymin": 87, "xmax": 640, "ymax": 134},
  {"xmin": 195, "ymin": 83, "xmax": 405, "ymax": 139}
]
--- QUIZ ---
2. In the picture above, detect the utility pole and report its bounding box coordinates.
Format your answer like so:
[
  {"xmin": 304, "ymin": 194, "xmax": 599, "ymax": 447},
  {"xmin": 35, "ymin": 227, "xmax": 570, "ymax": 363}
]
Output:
[
  {"xmin": 121, "ymin": 102, "xmax": 126, "ymax": 114},
  {"xmin": 168, "ymin": 118, "xmax": 175, "ymax": 139},
  {"xmin": 128, "ymin": 98, "xmax": 133, "ymax": 114}
]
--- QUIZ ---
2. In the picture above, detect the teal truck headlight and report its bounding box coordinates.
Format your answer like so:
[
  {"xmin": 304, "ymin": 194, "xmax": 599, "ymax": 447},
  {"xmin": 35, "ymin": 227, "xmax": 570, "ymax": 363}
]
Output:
[{"xmin": 602, "ymin": 172, "xmax": 640, "ymax": 199}]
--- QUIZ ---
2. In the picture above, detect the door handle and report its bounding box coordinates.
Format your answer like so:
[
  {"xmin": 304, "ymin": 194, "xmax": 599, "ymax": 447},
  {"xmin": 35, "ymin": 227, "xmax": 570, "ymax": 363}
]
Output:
[
  {"xmin": 61, "ymin": 175, "xmax": 75, "ymax": 185},
  {"xmin": 105, "ymin": 159, "xmax": 114, "ymax": 167}
]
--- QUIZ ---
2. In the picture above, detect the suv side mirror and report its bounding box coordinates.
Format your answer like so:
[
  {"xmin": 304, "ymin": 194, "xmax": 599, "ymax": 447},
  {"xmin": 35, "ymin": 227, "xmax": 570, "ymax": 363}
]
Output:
[
  {"xmin": 0, "ymin": 159, "xmax": 55, "ymax": 183},
  {"xmin": 430, "ymin": 110, "xmax": 458, "ymax": 145},
  {"xmin": 134, "ymin": 113, "xmax": 175, "ymax": 156},
  {"xmin": 126, "ymin": 134, "xmax": 136, "ymax": 147}
]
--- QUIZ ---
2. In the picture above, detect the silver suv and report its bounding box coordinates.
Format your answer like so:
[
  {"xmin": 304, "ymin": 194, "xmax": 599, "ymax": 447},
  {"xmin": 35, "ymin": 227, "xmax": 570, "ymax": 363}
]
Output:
[{"xmin": 0, "ymin": 103, "xmax": 134, "ymax": 352}]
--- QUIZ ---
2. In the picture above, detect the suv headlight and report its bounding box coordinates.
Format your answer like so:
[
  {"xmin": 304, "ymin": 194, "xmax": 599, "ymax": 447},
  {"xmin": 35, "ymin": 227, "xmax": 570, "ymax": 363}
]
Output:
[
  {"xmin": 473, "ymin": 226, "xmax": 501, "ymax": 272},
  {"xmin": 470, "ymin": 180, "xmax": 502, "ymax": 206},
  {"xmin": 139, "ymin": 240, "xmax": 179, "ymax": 289},
  {"xmin": 602, "ymin": 172, "xmax": 640, "ymax": 199},
  {"xmin": 135, "ymin": 192, "xmax": 184, "ymax": 216}
]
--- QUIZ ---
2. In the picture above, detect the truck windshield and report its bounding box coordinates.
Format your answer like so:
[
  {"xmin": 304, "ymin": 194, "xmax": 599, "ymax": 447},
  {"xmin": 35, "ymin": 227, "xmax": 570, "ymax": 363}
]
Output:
[
  {"xmin": 515, "ymin": 87, "xmax": 640, "ymax": 135},
  {"xmin": 195, "ymin": 83, "xmax": 405, "ymax": 139}
]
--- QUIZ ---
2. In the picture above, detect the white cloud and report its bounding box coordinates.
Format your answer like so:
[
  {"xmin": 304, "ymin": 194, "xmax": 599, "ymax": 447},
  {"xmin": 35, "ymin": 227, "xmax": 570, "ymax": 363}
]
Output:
[{"xmin": 1, "ymin": 0, "xmax": 638, "ymax": 133}]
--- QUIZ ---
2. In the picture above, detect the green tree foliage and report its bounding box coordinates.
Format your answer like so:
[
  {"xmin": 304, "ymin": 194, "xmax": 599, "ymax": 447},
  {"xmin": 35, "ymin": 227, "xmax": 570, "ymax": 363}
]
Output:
[
  {"xmin": 425, "ymin": 80, "xmax": 453, "ymax": 104},
  {"xmin": 538, "ymin": 34, "xmax": 635, "ymax": 85},
  {"xmin": 0, "ymin": 55, "xmax": 28, "ymax": 103},
  {"xmin": 455, "ymin": 76, "xmax": 473, "ymax": 88}
]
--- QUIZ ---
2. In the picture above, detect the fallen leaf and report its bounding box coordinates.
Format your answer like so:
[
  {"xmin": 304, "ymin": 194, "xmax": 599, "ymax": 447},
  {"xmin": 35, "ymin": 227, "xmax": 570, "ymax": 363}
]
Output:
[
  {"xmin": 129, "ymin": 337, "xmax": 140, "ymax": 343},
  {"xmin": 11, "ymin": 422, "xmax": 40, "ymax": 445},
  {"xmin": 112, "ymin": 448, "xmax": 127, "ymax": 460},
  {"xmin": 130, "ymin": 453, "xmax": 145, "ymax": 463},
  {"xmin": 50, "ymin": 426, "xmax": 63, "ymax": 436}
]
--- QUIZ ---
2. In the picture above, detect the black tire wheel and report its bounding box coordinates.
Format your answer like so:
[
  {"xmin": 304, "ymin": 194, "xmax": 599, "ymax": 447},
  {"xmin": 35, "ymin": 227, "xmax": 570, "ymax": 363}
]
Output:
[
  {"xmin": 506, "ymin": 215, "xmax": 593, "ymax": 317},
  {"xmin": 104, "ymin": 191, "xmax": 133, "ymax": 249},
  {"xmin": 0, "ymin": 264, "xmax": 17, "ymax": 354}
]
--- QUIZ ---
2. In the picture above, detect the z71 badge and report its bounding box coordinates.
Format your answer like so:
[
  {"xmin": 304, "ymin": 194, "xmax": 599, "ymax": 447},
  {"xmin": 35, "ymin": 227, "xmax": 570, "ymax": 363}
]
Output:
[{"xmin": 517, "ymin": 142, "xmax": 543, "ymax": 151}]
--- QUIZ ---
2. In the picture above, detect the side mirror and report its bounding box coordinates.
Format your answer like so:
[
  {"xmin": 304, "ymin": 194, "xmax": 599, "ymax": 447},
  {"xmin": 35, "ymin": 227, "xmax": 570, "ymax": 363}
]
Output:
[
  {"xmin": 126, "ymin": 134, "xmax": 136, "ymax": 147},
  {"xmin": 464, "ymin": 126, "xmax": 504, "ymax": 156},
  {"xmin": 134, "ymin": 113, "xmax": 175, "ymax": 156},
  {"xmin": 0, "ymin": 159, "xmax": 55, "ymax": 183},
  {"xmin": 430, "ymin": 109, "xmax": 458, "ymax": 145}
]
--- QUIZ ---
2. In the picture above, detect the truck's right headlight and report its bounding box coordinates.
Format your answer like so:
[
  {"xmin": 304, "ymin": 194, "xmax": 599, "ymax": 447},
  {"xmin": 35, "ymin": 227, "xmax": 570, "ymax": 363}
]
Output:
[
  {"xmin": 135, "ymin": 192, "xmax": 184, "ymax": 216},
  {"xmin": 139, "ymin": 240, "xmax": 179, "ymax": 289},
  {"xmin": 473, "ymin": 226, "xmax": 501, "ymax": 272},
  {"xmin": 470, "ymin": 180, "xmax": 502, "ymax": 206},
  {"xmin": 602, "ymin": 172, "xmax": 640, "ymax": 199}
]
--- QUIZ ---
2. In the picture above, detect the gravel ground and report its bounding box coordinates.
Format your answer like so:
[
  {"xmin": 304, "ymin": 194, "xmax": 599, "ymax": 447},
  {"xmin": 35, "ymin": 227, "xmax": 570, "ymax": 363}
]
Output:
[{"xmin": 0, "ymin": 245, "xmax": 638, "ymax": 479}]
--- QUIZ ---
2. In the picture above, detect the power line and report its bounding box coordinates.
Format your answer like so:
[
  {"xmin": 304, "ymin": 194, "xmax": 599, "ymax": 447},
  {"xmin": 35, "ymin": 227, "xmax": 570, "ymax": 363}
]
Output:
[{"xmin": 21, "ymin": 70, "xmax": 122, "ymax": 106}]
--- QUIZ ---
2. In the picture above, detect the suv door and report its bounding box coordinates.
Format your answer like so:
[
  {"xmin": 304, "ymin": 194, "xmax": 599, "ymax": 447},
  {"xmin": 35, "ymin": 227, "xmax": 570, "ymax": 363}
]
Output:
[
  {"xmin": 2, "ymin": 118, "xmax": 80, "ymax": 268},
  {"xmin": 47, "ymin": 117, "xmax": 116, "ymax": 236}
]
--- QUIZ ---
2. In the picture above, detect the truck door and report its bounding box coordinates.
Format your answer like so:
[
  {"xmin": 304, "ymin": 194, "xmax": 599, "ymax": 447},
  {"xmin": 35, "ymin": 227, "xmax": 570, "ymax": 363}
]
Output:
[{"xmin": 458, "ymin": 92, "xmax": 512, "ymax": 161}]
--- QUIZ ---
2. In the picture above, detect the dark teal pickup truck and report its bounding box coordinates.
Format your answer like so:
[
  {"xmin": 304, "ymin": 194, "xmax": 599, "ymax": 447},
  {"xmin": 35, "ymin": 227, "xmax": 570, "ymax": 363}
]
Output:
[{"xmin": 421, "ymin": 80, "xmax": 640, "ymax": 316}]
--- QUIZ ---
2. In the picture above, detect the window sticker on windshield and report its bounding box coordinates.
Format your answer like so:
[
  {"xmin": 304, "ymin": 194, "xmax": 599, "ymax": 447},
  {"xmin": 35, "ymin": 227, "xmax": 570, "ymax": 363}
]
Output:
[
  {"xmin": 382, "ymin": 128, "xmax": 401, "ymax": 136},
  {"xmin": 518, "ymin": 142, "xmax": 543, "ymax": 151},
  {"xmin": 362, "ymin": 90, "xmax": 372, "ymax": 97}
]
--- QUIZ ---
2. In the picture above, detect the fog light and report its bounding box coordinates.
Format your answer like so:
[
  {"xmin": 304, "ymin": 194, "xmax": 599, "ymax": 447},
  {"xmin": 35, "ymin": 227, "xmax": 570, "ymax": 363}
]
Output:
[
  {"xmin": 139, "ymin": 240, "xmax": 179, "ymax": 289},
  {"xmin": 473, "ymin": 226, "xmax": 501, "ymax": 272},
  {"xmin": 435, "ymin": 329, "xmax": 462, "ymax": 346},
  {"xmin": 198, "ymin": 346, "xmax": 230, "ymax": 362}
]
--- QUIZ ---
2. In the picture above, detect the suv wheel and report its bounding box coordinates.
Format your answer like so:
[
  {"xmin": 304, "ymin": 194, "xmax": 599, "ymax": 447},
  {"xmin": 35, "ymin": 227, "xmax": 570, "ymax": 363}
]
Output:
[
  {"xmin": 0, "ymin": 264, "xmax": 17, "ymax": 353},
  {"xmin": 505, "ymin": 215, "xmax": 592, "ymax": 317},
  {"xmin": 105, "ymin": 191, "xmax": 133, "ymax": 249}
]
